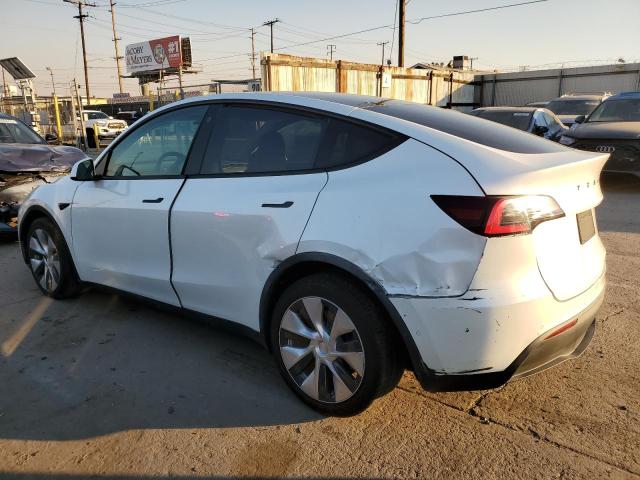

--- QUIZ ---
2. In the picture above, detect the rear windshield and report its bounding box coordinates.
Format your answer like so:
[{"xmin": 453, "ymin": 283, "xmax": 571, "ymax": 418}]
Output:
[
  {"xmin": 362, "ymin": 100, "xmax": 565, "ymax": 154},
  {"xmin": 546, "ymin": 99, "xmax": 600, "ymax": 116},
  {"xmin": 470, "ymin": 110, "xmax": 532, "ymax": 130}
]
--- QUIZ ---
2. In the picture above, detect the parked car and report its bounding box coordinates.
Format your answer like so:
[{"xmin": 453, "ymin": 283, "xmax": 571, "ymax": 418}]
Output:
[
  {"xmin": 546, "ymin": 92, "xmax": 610, "ymax": 128},
  {"xmin": 558, "ymin": 91, "xmax": 640, "ymax": 177},
  {"xmin": 18, "ymin": 93, "xmax": 607, "ymax": 415},
  {"xmin": 114, "ymin": 110, "xmax": 146, "ymax": 126},
  {"xmin": 81, "ymin": 110, "xmax": 128, "ymax": 148},
  {"xmin": 0, "ymin": 113, "xmax": 87, "ymax": 234},
  {"xmin": 469, "ymin": 106, "xmax": 567, "ymax": 141}
]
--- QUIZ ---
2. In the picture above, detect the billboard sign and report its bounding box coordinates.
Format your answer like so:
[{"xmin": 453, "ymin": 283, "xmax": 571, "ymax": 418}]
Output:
[{"xmin": 126, "ymin": 36, "xmax": 182, "ymax": 74}]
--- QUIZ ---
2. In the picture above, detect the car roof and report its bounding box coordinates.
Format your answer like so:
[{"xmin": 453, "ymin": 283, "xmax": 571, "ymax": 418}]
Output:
[
  {"xmin": 604, "ymin": 91, "xmax": 640, "ymax": 101},
  {"xmin": 551, "ymin": 94, "xmax": 605, "ymax": 101},
  {"xmin": 472, "ymin": 106, "xmax": 537, "ymax": 113},
  {"xmin": 128, "ymin": 92, "xmax": 567, "ymax": 159}
]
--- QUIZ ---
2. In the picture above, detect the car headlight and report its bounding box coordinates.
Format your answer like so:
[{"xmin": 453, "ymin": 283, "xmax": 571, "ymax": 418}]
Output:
[
  {"xmin": 559, "ymin": 135, "xmax": 576, "ymax": 146},
  {"xmin": 96, "ymin": 121, "xmax": 107, "ymax": 126}
]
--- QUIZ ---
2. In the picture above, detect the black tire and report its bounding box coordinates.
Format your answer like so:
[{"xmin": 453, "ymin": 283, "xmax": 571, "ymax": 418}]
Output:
[
  {"xmin": 26, "ymin": 217, "xmax": 80, "ymax": 299},
  {"xmin": 86, "ymin": 128, "xmax": 97, "ymax": 148},
  {"xmin": 270, "ymin": 272, "xmax": 403, "ymax": 416}
]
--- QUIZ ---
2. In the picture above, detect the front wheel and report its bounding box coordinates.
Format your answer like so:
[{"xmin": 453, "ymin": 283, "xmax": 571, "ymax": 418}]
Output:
[
  {"xmin": 270, "ymin": 273, "xmax": 403, "ymax": 416},
  {"xmin": 26, "ymin": 217, "xmax": 80, "ymax": 299}
]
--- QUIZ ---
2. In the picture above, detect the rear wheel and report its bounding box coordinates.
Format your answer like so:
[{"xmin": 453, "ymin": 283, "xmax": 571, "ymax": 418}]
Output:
[
  {"xmin": 27, "ymin": 217, "xmax": 80, "ymax": 299},
  {"xmin": 271, "ymin": 273, "xmax": 403, "ymax": 416}
]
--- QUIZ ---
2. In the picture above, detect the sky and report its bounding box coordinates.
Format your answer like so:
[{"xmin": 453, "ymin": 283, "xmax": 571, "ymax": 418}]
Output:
[{"xmin": 2, "ymin": 0, "xmax": 640, "ymax": 98}]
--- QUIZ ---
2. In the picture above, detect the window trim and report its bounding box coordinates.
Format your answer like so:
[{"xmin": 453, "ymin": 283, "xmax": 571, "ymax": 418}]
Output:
[
  {"xmin": 188, "ymin": 100, "xmax": 407, "ymax": 179},
  {"xmin": 95, "ymin": 102, "xmax": 213, "ymax": 180}
]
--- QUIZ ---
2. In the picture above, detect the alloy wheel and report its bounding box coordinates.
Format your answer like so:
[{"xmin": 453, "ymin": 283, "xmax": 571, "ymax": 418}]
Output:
[
  {"xmin": 278, "ymin": 297, "xmax": 365, "ymax": 403},
  {"xmin": 29, "ymin": 228, "xmax": 61, "ymax": 293}
]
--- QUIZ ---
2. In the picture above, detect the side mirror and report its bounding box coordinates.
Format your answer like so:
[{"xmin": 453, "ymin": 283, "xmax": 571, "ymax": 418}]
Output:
[
  {"xmin": 44, "ymin": 133, "xmax": 58, "ymax": 144},
  {"xmin": 534, "ymin": 125, "xmax": 549, "ymax": 136},
  {"xmin": 574, "ymin": 115, "xmax": 586, "ymax": 124},
  {"xmin": 71, "ymin": 158, "xmax": 96, "ymax": 181}
]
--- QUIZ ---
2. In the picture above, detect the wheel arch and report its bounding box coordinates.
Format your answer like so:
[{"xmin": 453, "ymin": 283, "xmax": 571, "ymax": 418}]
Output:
[
  {"xmin": 19, "ymin": 205, "xmax": 80, "ymax": 284},
  {"xmin": 19, "ymin": 205, "xmax": 57, "ymax": 263},
  {"xmin": 259, "ymin": 252, "xmax": 423, "ymax": 372}
]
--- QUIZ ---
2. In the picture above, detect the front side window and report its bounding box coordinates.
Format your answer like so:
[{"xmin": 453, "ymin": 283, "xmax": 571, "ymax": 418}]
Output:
[
  {"xmin": 105, "ymin": 105, "xmax": 207, "ymax": 177},
  {"xmin": 587, "ymin": 99, "xmax": 640, "ymax": 123},
  {"xmin": 201, "ymin": 105, "xmax": 327, "ymax": 174},
  {"xmin": 533, "ymin": 111, "xmax": 548, "ymax": 128},
  {"xmin": 543, "ymin": 111, "xmax": 558, "ymax": 127}
]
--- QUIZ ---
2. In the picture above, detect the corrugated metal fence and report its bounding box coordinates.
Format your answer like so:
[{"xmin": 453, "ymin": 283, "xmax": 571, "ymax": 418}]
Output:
[
  {"xmin": 260, "ymin": 53, "xmax": 477, "ymax": 111},
  {"xmin": 476, "ymin": 63, "xmax": 640, "ymax": 106}
]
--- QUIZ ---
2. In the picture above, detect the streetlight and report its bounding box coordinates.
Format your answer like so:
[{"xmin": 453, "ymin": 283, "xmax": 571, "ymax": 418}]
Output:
[{"xmin": 45, "ymin": 67, "xmax": 56, "ymax": 97}]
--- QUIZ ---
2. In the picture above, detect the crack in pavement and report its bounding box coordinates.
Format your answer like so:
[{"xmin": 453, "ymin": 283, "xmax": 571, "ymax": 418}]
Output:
[{"xmin": 396, "ymin": 384, "xmax": 640, "ymax": 477}]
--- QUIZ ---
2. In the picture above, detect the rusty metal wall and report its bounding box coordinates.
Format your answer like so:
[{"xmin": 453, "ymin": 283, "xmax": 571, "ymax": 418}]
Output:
[
  {"xmin": 260, "ymin": 53, "xmax": 477, "ymax": 110},
  {"xmin": 477, "ymin": 63, "xmax": 640, "ymax": 106}
]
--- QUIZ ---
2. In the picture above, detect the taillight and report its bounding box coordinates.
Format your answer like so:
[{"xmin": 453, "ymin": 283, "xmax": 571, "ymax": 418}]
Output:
[{"xmin": 431, "ymin": 195, "xmax": 565, "ymax": 237}]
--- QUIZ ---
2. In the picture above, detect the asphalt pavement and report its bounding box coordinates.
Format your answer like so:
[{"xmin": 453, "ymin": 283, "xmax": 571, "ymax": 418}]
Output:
[{"xmin": 0, "ymin": 174, "xmax": 638, "ymax": 479}]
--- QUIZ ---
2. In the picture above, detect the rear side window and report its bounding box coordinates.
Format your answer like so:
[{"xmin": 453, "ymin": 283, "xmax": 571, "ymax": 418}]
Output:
[
  {"xmin": 365, "ymin": 100, "xmax": 567, "ymax": 154},
  {"xmin": 201, "ymin": 105, "xmax": 327, "ymax": 174},
  {"xmin": 315, "ymin": 119, "xmax": 401, "ymax": 169}
]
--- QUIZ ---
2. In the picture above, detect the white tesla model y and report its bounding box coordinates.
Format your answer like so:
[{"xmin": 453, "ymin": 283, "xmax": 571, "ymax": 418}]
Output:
[{"xmin": 19, "ymin": 93, "xmax": 607, "ymax": 415}]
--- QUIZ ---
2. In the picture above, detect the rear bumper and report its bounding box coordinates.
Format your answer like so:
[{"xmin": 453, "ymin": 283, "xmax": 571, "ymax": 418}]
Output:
[{"xmin": 411, "ymin": 285, "xmax": 603, "ymax": 392}]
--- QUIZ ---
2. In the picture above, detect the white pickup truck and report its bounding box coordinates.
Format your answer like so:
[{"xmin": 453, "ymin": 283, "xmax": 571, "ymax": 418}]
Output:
[{"xmin": 81, "ymin": 110, "xmax": 127, "ymax": 148}]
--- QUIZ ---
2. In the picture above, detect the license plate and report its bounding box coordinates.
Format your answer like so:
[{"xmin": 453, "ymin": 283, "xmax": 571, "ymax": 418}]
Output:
[{"xmin": 576, "ymin": 209, "xmax": 595, "ymax": 244}]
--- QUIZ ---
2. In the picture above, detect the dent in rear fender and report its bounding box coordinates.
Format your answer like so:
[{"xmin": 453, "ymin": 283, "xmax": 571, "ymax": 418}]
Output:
[{"xmin": 297, "ymin": 138, "xmax": 487, "ymax": 297}]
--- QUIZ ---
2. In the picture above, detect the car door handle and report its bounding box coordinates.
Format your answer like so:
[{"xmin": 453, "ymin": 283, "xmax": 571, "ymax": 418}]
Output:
[
  {"xmin": 142, "ymin": 197, "xmax": 164, "ymax": 203},
  {"xmin": 261, "ymin": 201, "xmax": 294, "ymax": 208}
]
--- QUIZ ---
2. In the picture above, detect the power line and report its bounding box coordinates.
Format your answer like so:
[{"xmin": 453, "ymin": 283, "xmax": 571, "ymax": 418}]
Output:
[{"xmin": 407, "ymin": 0, "xmax": 549, "ymax": 24}]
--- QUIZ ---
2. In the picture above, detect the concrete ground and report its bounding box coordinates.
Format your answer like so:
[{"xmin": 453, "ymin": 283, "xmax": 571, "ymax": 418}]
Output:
[{"xmin": 0, "ymin": 175, "xmax": 638, "ymax": 480}]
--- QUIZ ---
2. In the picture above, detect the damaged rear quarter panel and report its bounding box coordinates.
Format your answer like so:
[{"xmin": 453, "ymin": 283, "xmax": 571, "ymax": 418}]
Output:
[{"xmin": 297, "ymin": 138, "xmax": 486, "ymax": 297}]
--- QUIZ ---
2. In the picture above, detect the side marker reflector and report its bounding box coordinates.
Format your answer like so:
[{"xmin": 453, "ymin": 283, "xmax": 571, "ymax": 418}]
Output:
[{"xmin": 545, "ymin": 318, "xmax": 578, "ymax": 340}]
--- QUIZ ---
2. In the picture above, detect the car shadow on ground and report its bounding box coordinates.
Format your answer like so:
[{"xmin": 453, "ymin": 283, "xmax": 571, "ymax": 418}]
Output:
[
  {"xmin": 597, "ymin": 173, "xmax": 640, "ymax": 234},
  {"xmin": 0, "ymin": 256, "xmax": 323, "ymax": 441}
]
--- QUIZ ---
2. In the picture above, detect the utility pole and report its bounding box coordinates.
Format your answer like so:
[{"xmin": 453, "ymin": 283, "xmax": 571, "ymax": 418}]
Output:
[
  {"xmin": 72, "ymin": 79, "xmax": 87, "ymax": 150},
  {"xmin": 250, "ymin": 28, "xmax": 257, "ymax": 80},
  {"xmin": 377, "ymin": 41, "xmax": 389, "ymax": 66},
  {"xmin": 263, "ymin": 18, "xmax": 280, "ymax": 53},
  {"xmin": 108, "ymin": 0, "xmax": 124, "ymax": 93},
  {"xmin": 46, "ymin": 67, "xmax": 63, "ymax": 142},
  {"xmin": 327, "ymin": 44, "xmax": 336, "ymax": 61},
  {"xmin": 64, "ymin": 0, "xmax": 96, "ymax": 105},
  {"xmin": 398, "ymin": 0, "xmax": 405, "ymax": 67},
  {"xmin": 1, "ymin": 66, "xmax": 7, "ymax": 98}
]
